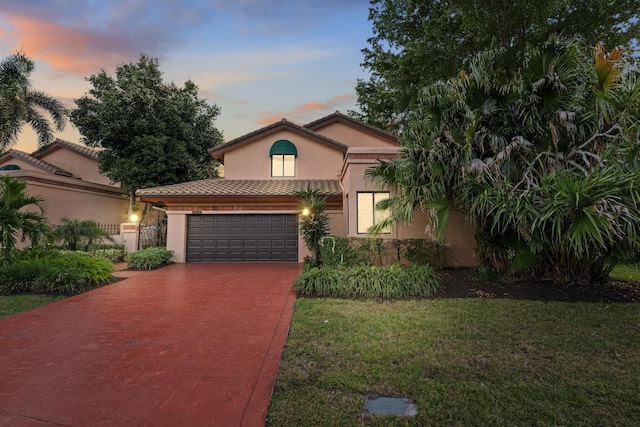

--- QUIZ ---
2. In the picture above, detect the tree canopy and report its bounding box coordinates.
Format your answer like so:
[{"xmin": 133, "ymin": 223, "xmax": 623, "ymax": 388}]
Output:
[
  {"xmin": 0, "ymin": 53, "xmax": 67, "ymax": 151},
  {"xmin": 366, "ymin": 37, "xmax": 640, "ymax": 283},
  {"xmin": 355, "ymin": 0, "xmax": 640, "ymax": 133},
  {"xmin": 70, "ymin": 55, "xmax": 224, "ymax": 205}
]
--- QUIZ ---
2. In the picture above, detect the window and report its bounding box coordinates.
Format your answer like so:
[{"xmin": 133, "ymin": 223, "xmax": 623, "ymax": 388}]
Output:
[
  {"xmin": 271, "ymin": 154, "xmax": 295, "ymax": 177},
  {"xmin": 270, "ymin": 140, "xmax": 297, "ymax": 177},
  {"xmin": 0, "ymin": 164, "xmax": 21, "ymax": 171},
  {"xmin": 357, "ymin": 192, "xmax": 391, "ymax": 234}
]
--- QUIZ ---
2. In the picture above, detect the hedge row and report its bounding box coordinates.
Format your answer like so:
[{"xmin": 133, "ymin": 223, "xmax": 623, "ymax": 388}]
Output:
[{"xmin": 294, "ymin": 264, "xmax": 440, "ymax": 299}]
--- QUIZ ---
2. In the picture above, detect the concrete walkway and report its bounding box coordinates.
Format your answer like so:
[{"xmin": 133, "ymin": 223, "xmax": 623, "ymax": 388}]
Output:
[{"xmin": 0, "ymin": 263, "xmax": 301, "ymax": 426}]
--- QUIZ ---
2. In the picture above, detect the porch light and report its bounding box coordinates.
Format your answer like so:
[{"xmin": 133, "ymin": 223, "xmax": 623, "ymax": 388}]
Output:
[
  {"xmin": 129, "ymin": 213, "xmax": 139, "ymax": 223},
  {"xmin": 301, "ymin": 208, "xmax": 310, "ymax": 216}
]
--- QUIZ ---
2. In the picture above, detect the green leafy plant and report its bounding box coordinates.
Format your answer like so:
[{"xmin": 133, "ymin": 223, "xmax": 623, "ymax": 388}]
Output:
[
  {"xmin": 126, "ymin": 247, "xmax": 173, "ymax": 270},
  {"xmin": 294, "ymin": 264, "xmax": 440, "ymax": 298},
  {"xmin": 54, "ymin": 217, "xmax": 114, "ymax": 251},
  {"xmin": 293, "ymin": 186, "xmax": 330, "ymax": 264},
  {"xmin": 90, "ymin": 247, "xmax": 125, "ymax": 263}
]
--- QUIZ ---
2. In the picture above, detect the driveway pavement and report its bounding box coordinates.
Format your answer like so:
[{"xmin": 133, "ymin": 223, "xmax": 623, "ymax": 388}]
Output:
[{"xmin": 0, "ymin": 263, "xmax": 301, "ymax": 426}]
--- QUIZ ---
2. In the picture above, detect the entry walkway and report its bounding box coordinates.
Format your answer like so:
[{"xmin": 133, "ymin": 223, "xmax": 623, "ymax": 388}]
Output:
[{"xmin": 0, "ymin": 263, "xmax": 301, "ymax": 426}]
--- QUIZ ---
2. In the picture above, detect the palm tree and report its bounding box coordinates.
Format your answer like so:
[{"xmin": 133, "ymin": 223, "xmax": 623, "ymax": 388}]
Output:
[
  {"xmin": 0, "ymin": 175, "xmax": 51, "ymax": 263},
  {"xmin": 0, "ymin": 52, "xmax": 67, "ymax": 151},
  {"xmin": 366, "ymin": 37, "xmax": 640, "ymax": 282},
  {"xmin": 54, "ymin": 217, "xmax": 114, "ymax": 251}
]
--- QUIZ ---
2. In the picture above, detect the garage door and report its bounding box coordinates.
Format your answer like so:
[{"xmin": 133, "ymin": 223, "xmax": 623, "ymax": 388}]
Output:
[{"xmin": 187, "ymin": 214, "xmax": 298, "ymax": 262}]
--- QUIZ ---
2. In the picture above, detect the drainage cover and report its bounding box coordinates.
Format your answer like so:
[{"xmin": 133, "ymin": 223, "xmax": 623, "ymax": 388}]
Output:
[{"xmin": 364, "ymin": 396, "xmax": 418, "ymax": 416}]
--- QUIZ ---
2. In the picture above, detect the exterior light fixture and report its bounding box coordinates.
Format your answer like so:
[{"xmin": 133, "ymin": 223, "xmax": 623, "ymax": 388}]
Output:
[
  {"xmin": 129, "ymin": 213, "xmax": 139, "ymax": 223},
  {"xmin": 302, "ymin": 208, "xmax": 310, "ymax": 216}
]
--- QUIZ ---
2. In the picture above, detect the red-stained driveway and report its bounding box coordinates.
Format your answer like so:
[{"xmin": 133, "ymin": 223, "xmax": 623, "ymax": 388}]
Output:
[{"xmin": 0, "ymin": 263, "xmax": 301, "ymax": 426}]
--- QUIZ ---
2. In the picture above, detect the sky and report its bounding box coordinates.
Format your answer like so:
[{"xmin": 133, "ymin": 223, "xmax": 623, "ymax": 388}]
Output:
[{"xmin": 0, "ymin": 0, "xmax": 374, "ymax": 153}]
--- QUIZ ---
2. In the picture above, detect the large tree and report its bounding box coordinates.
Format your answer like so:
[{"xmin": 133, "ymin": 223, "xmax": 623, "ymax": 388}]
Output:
[
  {"xmin": 0, "ymin": 175, "xmax": 51, "ymax": 263},
  {"xmin": 355, "ymin": 0, "xmax": 640, "ymax": 133},
  {"xmin": 366, "ymin": 37, "xmax": 640, "ymax": 283},
  {"xmin": 70, "ymin": 55, "xmax": 224, "ymax": 208},
  {"xmin": 0, "ymin": 53, "xmax": 67, "ymax": 151}
]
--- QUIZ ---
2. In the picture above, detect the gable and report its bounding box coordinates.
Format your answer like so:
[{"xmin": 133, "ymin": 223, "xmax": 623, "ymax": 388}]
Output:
[{"xmin": 305, "ymin": 112, "xmax": 398, "ymax": 148}]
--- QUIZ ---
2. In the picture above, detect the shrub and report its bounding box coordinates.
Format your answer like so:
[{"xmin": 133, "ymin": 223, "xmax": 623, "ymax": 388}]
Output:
[
  {"xmin": 295, "ymin": 264, "xmax": 440, "ymax": 299},
  {"xmin": 0, "ymin": 249, "xmax": 113, "ymax": 295},
  {"xmin": 90, "ymin": 248, "xmax": 126, "ymax": 263},
  {"xmin": 127, "ymin": 247, "xmax": 173, "ymax": 270}
]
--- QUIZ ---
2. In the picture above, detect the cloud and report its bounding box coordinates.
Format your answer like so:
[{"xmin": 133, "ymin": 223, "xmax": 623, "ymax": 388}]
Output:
[
  {"xmin": 255, "ymin": 93, "xmax": 357, "ymax": 125},
  {"xmin": 5, "ymin": 14, "xmax": 136, "ymax": 74}
]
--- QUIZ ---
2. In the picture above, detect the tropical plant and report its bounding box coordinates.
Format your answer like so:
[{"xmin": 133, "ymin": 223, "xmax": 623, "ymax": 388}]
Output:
[
  {"xmin": 0, "ymin": 52, "xmax": 67, "ymax": 151},
  {"xmin": 293, "ymin": 187, "xmax": 330, "ymax": 264},
  {"xmin": 126, "ymin": 247, "xmax": 173, "ymax": 270},
  {"xmin": 54, "ymin": 217, "xmax": 113, "ymax": 251},
  {"xmin": 0, "ymin": 175, "xmax": 51, "ymax": 263},
  {"xmin": 355, "ymin": 0, "xmax": 640, "ymax": 132},
  {"xmin": 366, "ymin": 37, "xmax": 640, "ymax": 283}
]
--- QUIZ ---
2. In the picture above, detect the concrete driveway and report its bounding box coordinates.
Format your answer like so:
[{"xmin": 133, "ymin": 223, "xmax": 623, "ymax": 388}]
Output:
[{"xmin": 0, "ymin": 263, "xmax": 301, "ymax": 426}]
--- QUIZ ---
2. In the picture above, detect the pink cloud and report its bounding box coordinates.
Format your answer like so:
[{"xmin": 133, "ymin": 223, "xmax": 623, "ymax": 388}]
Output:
[
  {"xmin": 6, "ymin": 15, "xmax": 135, "ymax": 74},
  {"xmin": 256, "ymin": 93, "xmax": 357, "ymax": 126}
]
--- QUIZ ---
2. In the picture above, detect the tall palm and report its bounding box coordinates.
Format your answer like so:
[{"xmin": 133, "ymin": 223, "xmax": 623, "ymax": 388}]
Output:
[
  {"xmin": 0, "ymin": 175, "xmax": 51, "ymax": 263},
  {"xmin": 0, "ymin": 53, "xmax": 67, "ymax": 151}
]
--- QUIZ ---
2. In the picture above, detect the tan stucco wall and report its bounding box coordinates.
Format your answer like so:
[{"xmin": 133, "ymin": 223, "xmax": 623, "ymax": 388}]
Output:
[
  {"xmin": 313, "ymin": 122, "xmax": 397, "ymax": 148},
  {"xmin": 0, "ymin": 157, "xmax": 47, "ymax": 174},
  {"xmin": 39, "ymin": 148, "xmax": 114, "ymax": 186},
  {"xmin": 222, "ymin": 131, "xmax": 345, "ymax": 179},
  {"xmin": 1, "ymin": 170, "xmax": 128, "ymax": 248}
]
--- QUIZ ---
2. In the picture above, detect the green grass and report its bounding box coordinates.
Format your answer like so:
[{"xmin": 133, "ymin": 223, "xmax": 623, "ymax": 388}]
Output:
[
  {"xmin": 268, "ymin": 298, "xmax": 640, "ymax": 426},
  {"xmin": 610, "ymin": 264, "xmax": 640, "ymax": 282},
  {"xmin": 0, "ymin": 294, "xmax": 65, "ymax": 319}
]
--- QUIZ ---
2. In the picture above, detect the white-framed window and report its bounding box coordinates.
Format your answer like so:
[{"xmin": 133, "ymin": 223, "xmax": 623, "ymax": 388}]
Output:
[
  {"xmin": 357, "ymin": 192, "xmax": 391, "ymax": 234},
  {"xmin": 271, "ymin": 154, "xmax": 295, "ymax": 177}
]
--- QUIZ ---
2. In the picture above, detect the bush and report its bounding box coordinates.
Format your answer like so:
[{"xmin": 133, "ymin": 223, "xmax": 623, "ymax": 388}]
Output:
[
  {"xmin": 295, "ymin": 264, "xmax": 440, "ymax": 299},
  {"xmin": 127, "ymin": 247, "xmax": 173, "ymax": 270},
  {"xmin": 0, "ymin": 249, "xmax": 114, "ymax": 295},
  {"xmin": 90, "ymin": 247, "xmax": 126, "ymax": 263}
]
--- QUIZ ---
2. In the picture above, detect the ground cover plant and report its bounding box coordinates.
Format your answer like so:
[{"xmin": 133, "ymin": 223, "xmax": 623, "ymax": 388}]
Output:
[
  {"xmin": 268, "ymin": 273, "xmax": 640, "ymax": 426},
  {"xmin": 295, "ymin": 264, "xmax": 440, "ymax": 299}
]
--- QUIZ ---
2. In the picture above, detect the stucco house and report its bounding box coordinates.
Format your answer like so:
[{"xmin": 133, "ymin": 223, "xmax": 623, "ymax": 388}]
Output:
[
  {"xmin": 136, "ymin": 112, "xmax": 476, "ymax": 266},
  {"xmin": 0, "ymin": 139, "xmax": 128, "ymax": 233}
]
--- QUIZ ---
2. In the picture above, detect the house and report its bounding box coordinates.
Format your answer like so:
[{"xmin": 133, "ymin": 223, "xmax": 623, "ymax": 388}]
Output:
[
  {"xmin": 0, "ymin": 139, "xmax": 129, "ymax": 235},
  {"xmin": 136, "ymin": 112, "xmax": 476, "ymax": 266}
]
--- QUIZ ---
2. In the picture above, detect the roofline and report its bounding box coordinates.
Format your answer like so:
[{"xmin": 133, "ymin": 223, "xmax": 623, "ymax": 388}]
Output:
[
  {"xmin": 0, "ymin": 149, "xmax": 73, "ymax": 177},
  {"xmin": 305, "ymin": 111, "xmax": 399, "ymax": 145},
  {"xmin": 31, "ymin": 138, "xmax": 100, "ymax": 161},
  {"xmin": 208, "ymin": 118, "xmax": 348, "ymax": 161}
]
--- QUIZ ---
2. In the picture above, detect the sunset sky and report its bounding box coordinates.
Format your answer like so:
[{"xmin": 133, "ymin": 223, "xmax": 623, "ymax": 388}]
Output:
[{"xmin": 0, "ymin": 0, "xmax": 373, "ymax": 153}]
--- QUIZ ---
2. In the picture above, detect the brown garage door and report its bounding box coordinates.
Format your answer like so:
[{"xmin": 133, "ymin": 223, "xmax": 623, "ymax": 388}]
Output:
[{"xmin": 186, "ymin": 214, "xmax": 298, "ymax": 262}]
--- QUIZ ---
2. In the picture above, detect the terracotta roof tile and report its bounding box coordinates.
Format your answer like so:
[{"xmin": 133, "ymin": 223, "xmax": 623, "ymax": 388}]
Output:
[
  {"xmin": 32, "ymin": 138, "xmax": 101, "ymax": 161},
  {"xmin": 1, "ymin": 149, "xmax": 72, "ymax": 176},
  {"xmin": 136, "ymin": 179, "xmax": 342, "ymax": 197}
]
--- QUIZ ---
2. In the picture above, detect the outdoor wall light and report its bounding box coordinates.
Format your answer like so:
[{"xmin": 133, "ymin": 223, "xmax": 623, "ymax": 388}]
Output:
[
  {"xmin": 301, "ymin": 208, "xmax": 310, "ymax": 216},
  {"xmin": 129, "ymin": 213, "xmax": 139, "ymax": 223}
]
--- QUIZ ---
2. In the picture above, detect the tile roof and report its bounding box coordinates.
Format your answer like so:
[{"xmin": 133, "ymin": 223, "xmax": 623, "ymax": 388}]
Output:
[
  {"xmin": 209, "ymin": 118, "xmax": 348, "ymax": 158},
  {"xmin": 1, "ymin": 149, "xmax": 72, "ymax": 177},
  {"xmin": 32, "ymin": 138, "xmax": 101, "ymax": 161},
  {"xmin": 136, "ymin": 179, "xmax": 342, "ymax": 198},
  {"xmin": 305, "ymin": 111, "xmax": 399, "ymax": 144}
]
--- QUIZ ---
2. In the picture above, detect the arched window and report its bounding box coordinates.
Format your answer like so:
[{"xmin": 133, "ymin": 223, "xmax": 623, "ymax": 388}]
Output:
[
  {"xmin": 0, "ymin": 164, "xmax": 21, "ymax": 171},
  {"xmin": 269, "ymin": 140, "xmax": 297, "ymax": 177}
]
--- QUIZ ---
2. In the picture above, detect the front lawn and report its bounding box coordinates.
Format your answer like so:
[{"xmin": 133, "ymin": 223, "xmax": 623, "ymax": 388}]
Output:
[
  {"xmin": 0, "ymin": 294, "xmax": 65, "ymax": 319},
  {"xmin": 268, "ymin": 297, "xmax": 640, "ymax": 426}
]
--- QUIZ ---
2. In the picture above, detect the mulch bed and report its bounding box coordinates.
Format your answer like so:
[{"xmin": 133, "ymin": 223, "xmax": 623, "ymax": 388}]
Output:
[{"xmin": 434, "ymin": 268, "xmax": 640, "ymax": 303}]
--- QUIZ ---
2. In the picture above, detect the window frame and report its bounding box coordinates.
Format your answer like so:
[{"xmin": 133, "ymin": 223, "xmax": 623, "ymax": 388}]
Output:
[
  {"xmin": 271, "ymin": 154, "xmax": 295, "ymax": 177},
  {"xmin": 356, "ymin": 191, "xmax": 391, "ymax": 234}
]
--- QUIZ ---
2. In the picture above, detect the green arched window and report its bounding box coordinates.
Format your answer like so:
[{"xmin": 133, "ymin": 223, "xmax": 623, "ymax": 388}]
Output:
[{"xmin": 270, "ymin": 140, "xmax": 297, "ymax": 177}]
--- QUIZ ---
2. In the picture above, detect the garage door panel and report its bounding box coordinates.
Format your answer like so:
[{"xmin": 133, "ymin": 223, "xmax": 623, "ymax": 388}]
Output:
[{"xmin": 187, "ymin": 214, "xmax": 298, "ymax": 262}]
